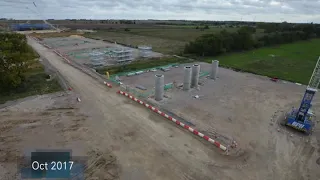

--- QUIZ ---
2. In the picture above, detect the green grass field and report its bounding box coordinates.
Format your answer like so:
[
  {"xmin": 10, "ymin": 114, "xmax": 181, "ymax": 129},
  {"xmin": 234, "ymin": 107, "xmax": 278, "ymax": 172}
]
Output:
[
  {"xmin": 0, "ymin": 60, "xmax": 62, "ymax": 104},
  {"xmin": 205, "ymin": 39, "xmax": 320, "ymax": 84}
]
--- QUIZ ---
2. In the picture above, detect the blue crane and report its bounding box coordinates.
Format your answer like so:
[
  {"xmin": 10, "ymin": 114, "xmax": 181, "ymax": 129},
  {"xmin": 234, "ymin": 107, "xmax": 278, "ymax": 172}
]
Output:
[{"xmin": 282, "ymin": 57, "xmax": 320, "ymax": 135}]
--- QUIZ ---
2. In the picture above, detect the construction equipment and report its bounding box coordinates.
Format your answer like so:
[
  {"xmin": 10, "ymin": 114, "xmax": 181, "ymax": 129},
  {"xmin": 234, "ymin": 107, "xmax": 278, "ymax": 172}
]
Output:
[
  {"xmin": 31, "ymin": 2, "xmax": 61, "ymax": 32},
  {"xmin": 281, "ymin": 57, "xmax": 320, "ymax": 134},
  {"xmin": 106, "ymin": 71, "xmax": 110, "ymax": 79}
]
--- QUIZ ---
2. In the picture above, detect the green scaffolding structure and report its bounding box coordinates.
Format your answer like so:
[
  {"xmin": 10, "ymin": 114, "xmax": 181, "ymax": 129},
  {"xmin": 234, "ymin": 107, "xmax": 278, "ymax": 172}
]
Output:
[
  {"xmin": 109, "ymin": 63, "xmax": 179, "ymax": 83},
  {"xmin": 120, "ymin": 85, "xmax": 155, "ymax": 98},
  {"xmin": 199, "ymin": 71, "xmax": 210, "ymax": 77},
  {"xmin": 164, "ymin": 83, "xmax": 173, "ymax": 90},
  {"xmin": 67, "ymin": 48, "xmax": 117, "ymax": 60},
  {"xmin": 115, "ymin": 65, "xmax": 210, "ymax": 98}
]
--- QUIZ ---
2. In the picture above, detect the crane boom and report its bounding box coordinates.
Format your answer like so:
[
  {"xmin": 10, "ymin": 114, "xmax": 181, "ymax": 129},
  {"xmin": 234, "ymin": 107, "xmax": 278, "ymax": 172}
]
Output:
[
  {"xmin": 308, "ymin": 56, "xmax": 320, "ymax": 90},
  {"xmin": 32, "ymin": 1, "xmax": 60, "ymax": 32},
  {"xmin": 43, "ymin": 19, "xmax": 60, "ymax": 31}
]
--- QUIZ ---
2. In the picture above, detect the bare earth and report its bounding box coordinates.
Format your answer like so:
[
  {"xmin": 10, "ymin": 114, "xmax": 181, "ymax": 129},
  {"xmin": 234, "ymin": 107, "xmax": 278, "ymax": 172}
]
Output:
[
  {"xmin": 120, "ymin": 62, "xmax": 320, "ymax": 180},
  {"xmin": 0, "ymin": 92, "xmax": 120, "ymax": 180},
  {"xmin": 0, "ymin": 37, "xmax": 319, "ymax": 180}
]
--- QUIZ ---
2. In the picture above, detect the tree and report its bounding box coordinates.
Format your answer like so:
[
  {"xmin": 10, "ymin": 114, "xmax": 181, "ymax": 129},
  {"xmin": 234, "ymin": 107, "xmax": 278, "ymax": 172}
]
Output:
[
  {"xmin": 184, "ymin": 26, "xmax": 256, "ymax": 56},
  {"xmin": 0, "ymin": 33, "xmax": 36, "ymax": 92},
  {"xmin": 184, "ymin": 23, "xmax": 319, "ymax": 57}
]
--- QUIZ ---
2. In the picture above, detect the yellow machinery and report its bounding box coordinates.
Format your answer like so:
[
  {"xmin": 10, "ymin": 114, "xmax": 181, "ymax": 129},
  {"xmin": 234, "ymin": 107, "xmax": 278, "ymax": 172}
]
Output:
[{"xmin": 106, "ymin": 71, "xmax": 110, "ymax": 79}]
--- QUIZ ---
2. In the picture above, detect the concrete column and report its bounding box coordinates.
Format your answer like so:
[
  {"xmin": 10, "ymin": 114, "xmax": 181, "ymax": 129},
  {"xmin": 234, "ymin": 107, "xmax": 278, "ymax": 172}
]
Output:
[
  {"xmin": 155, "ymin": 74, "xmax": 164, "ymax": 101},
  {"xmin": 210, "ymin": 60, "xmax": 219, "ymax": 80},
  {"xmin": 183, "ymin": 66, "xmax": 192, "ymax": 91},
  {"xmin": 191, "ymin": 64, "xmax": 200, "ymax": 88}
]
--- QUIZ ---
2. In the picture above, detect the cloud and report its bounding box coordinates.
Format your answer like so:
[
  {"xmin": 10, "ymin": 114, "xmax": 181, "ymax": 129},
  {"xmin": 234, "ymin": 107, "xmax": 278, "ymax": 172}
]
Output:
[{"xmin": 0, "ymin": 0, "xmax": 319, "ymax": 23}]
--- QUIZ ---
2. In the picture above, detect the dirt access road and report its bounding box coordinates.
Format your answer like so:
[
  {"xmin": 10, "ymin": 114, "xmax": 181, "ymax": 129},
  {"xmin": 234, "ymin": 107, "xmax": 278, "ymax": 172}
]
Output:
[{"xmin": 27, "ymin": 38, "xmax": 320, "ymax": 180}]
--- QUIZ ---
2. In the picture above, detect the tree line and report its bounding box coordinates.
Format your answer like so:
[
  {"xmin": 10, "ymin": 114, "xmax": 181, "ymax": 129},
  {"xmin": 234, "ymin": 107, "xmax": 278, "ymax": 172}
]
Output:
[
  {"xmin": 184, "ymin": 23, "xmax": 320, "ymax": 56},
  {"xmin": 0, "ymin": 33, "xmax": 38, "ymax": 92}
]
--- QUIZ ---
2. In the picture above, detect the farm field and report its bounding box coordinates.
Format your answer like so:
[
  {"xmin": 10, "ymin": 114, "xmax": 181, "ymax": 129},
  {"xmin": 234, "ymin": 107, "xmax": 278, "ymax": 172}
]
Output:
[
  {"xmin": 205, "ymin": 38, "xmax": 320, "ymax": 84},
  {"xmin": 121, "ymin": 27, "xmax": 239, "ymax": 41},
  {"xmin": 84, "ymin": 27, "xmax": 240, "ymax": 54},
  {"xmin": 84, "ymin": 31, "xmax": 185, "ymax": 54}
]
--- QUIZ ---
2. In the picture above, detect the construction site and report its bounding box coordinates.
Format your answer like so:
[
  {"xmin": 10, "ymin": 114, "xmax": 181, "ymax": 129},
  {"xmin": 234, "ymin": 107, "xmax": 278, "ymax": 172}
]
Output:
[
  {"xmin": 0, "ymin": 27, "xmax": 316, "ymax": 179},
  {"xmin": 1, "ymin": 20, "xmax": 320, "ymax": 180},
  {"xmin": 1, "ymin": 0, "xmax": 319, "ymax": 179},
  {"xmin": 38, "ymin": 36, "xmax": 162, "ymax": 68},
  {"xmin": 113, "ymin": 60, "xmax": 319, "ymax": 148}
]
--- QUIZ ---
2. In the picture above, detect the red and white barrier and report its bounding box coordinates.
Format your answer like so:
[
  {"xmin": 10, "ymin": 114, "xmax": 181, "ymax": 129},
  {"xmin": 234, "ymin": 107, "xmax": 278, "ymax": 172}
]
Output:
[
  {"xmin": 43, "ymin": 43, "xmax": 51, "ymax": 49},
  {"xmin": 103, "ymin": 81, "xmax": 112, "ymax": 88},
  {"xmin": 117, "ymin": 90, "xmax": 227, "ymax": 151},
  {"xmin": 53, "ymin": 50, "xmax": 70, "ymax": 64}
]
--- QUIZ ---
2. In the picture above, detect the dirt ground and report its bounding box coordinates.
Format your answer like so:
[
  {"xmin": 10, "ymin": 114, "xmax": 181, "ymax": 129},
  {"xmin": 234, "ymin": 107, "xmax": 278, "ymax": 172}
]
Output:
[
  {"xmin": 119, "ymin": 63, "xmax": 320, "ymax": 179},
  {"xmin": 24, "ymin": 37, "xmax": 241, "ymax": 180},
  {"xmin": 0, "ymin": 92, "xmax": 120, "ymax": 180},
  {"xmin": 1, "ymin": 37, "xmax": 319, "ymax": 180}
]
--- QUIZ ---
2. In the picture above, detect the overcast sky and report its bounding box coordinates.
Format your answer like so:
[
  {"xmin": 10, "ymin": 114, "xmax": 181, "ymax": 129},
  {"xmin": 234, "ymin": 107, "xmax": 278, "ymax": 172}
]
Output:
[{"xmin": 0, "ymin": 0, "xmax": 320, "ymax": 23}]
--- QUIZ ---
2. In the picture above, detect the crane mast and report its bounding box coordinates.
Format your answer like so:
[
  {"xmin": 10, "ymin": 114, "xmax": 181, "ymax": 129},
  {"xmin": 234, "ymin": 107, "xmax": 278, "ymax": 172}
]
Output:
[
  {"xmin": 308, "ymin": 56, "xmax": 320, "ymax": 90},
  {"xmin": 283, "ymin": 56, "xmax": 320, "ymax": 134},
  {"xmin": 295, "ymin": 57, "xmax": 320, "ymax": 126},
  {"xmin": 296, "ymin": 57, "xmax": 320, "ymax": 122}
]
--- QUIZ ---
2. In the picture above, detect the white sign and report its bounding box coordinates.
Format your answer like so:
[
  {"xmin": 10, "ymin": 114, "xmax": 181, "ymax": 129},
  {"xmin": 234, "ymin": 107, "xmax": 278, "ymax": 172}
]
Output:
[{"xmin": 292, "ymin": 122, "xmax": 305, "ymax": 129}]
